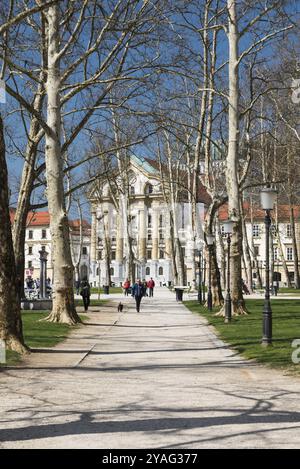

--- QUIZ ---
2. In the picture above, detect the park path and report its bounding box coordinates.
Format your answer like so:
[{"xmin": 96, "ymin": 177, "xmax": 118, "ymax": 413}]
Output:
[{"xmin": 1, "ymin": 287, "xmax": 300, "ymax": 448}]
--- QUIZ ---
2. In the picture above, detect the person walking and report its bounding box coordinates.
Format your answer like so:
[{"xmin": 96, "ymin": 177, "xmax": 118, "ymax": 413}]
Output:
[
  {"xmin": 80, "ymin": 277, "xmax": 91, "ymax": 311},
  {"xmin": 142, "ymin": 279, "xmax": 148, "ymax": 296},
  {"xmin": 123, "ymin": 278, "xmax": 131, "ymax": 296},
  {"xmin": 147, "ymin": 277, "xmax": 155, "ymax": 297},
  {"xmin": 131, "ymin": 279, "xmax": 146, "ymax": 312}
]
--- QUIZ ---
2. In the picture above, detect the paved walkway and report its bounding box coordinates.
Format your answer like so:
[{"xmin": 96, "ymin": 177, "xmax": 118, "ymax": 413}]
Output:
[{"xmin": 1, "ymin": 287, "xmax": 300, "ymax": 448}]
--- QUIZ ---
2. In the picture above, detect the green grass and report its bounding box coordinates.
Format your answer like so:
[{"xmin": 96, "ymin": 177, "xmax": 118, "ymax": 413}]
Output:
[
  {"xmin": 90, "ymin": 287, "xmax": 123, "ymax": 294},
  {"xmin": 75, "ymin": 299, "xmax": 108, "ymax": 307},
  {"xmin": 2, "ymin": 310, "xmax": 88, "ymax": 367},
  {"xmin": 278, "ymin": 288, "xmax": 300, "ymax": 294},
  {"xmin": 184, "ymin": 299, "xmax": 300, "ymax": 374}
]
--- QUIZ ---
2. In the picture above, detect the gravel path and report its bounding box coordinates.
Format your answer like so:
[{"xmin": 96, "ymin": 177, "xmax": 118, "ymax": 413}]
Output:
[{"xmin": 1, "ymin": 287, "xmax": 300, "ymax": 448}]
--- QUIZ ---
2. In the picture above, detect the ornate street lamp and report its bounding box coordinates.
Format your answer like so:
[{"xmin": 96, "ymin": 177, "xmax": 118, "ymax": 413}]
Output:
[
  {"xmin": 195, "ymin": 239, "xmax": 204, "ymax": 304},
  {"xmin": 206, "ymin": 232, "xmax": 214, "ymax": 311},
  {"xmin": 260, "ymin": 187, "xmax": 277, "ymax": 346},
  {"xmin": 222, "ymin": 219, "xmax": 234, "ymax": 323}
]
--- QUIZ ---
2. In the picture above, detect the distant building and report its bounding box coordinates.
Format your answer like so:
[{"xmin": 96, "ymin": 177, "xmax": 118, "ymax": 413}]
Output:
[
  {"xmin": 219, "ymin": 202, "xmax": 300, "ymax": 287},
  {"xmin": 10, "ymin": 210, "xmax": 91, "ymax": 282},
  {"xmin": 88, "ymin": 155, "xmax": 210, "ymax": 287}
]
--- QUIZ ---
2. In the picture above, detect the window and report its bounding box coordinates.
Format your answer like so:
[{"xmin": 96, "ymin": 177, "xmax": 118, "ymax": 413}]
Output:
[
  {"xmin": 252, "ymin": 225, "xmax": 259, "ymax": 237},
  {"xmin": 110, "ymin": 267, "xmax": 114, "ymax": 276},
  {"xmin": 111, "ymin": 251, "xmax": 116, "ymax": 260},
  {"xmin": 145, "ymin": 184, "xmax": 153, "ymax": 195},
  {"xmin": 111, "ymin": 236, "xmax": 116, "ymax": 243},
  {"xmin": 159, "ymin": 231, "xmax": 164, "ymax": 241},
  {"xmin": 42, "ymin": 229, "xmax": 47, "ymax": 239},
  {"xmin": 148, "ymin": 214, "xmax": 152, "ymax": 227},
  {"xmin": 146, "ymin": 266, "xmax": 150, "ymax": 275},
  {"xmin": 28, "ymin": 261, "xmax": 32, "ymax": 268},
  {"xmin": 287, "ymin": 247, "xmax": 293, "ymax": 261},
  {"xmin": 82, "ymin": 247, "xmax": 87, "ymax": 255},
  {"xmin": 130, "ymin": 186, "xmax": 135, "ymax": 195},
  {"xmin": 147, "ymin": 250, "xmax": 152, "ymax": 260},
  {"xmin": 287, "ymin": 224, "xmax": 292, "ymax": 237},
  {"xmin": 288, "ymin": 271, "xmax": 295, "ymax": 281},
  {"xmin": 98, "ymin": 250, "xmax": 102, "ymax": 260},
  {"xmin": 273, "ymin": 247, "xmax": 278, "ymax": 261},
  {"xmin": 254, "ymin": 245, "xmax": 259, "ymax": 257},
  {"xmin": 159, "ymin": 214, "xmax": 163, "ymax": 227},
  {"xmin": 147, "ymin": 233, "xmax": 152, "ymax": 241},
  {"xmin": 28, "ymin": 246, "xmax": 33, "ymax": 255},
  {"xmin": 159, "ymin": 249, "xmax": 164, "ymax": 259},
  {"xmin": 158, "ymin": 266, "xmax": 164, "ymax": 275},
  {"xmin": 181, "ymin": 247, "xmax": 185, "ymax": 258},
  {"xmin": 28, "ymin": 230, "xmax": 33, "ymax": 239}
]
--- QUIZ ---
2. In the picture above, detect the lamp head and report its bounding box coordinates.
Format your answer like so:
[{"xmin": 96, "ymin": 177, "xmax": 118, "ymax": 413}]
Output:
[
  {"xmin": 206, "ymin": 233, "xmax": 214, "ymax": 246},
  {"xmin": 222, "ymin": 219, "xmax": 234, "ymax": 235},
  {"xmin": 260, "ymin": 187, "xmax": 277, "ymax": 210}
]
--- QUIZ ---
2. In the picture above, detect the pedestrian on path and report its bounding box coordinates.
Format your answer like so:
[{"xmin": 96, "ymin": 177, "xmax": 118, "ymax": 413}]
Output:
[
  {"xmin": 80, "ymin": 277, "xmax": 91, "ymax": 311},
  {"xmin": 147, "ymin": 277, "xmax": 155, "ymax": 297},
  {"xmin": 131, "ymin": 279, "xmax": 146, "ymax": 312},
  {"xmin": 123, "ymin": 278, "xmax": 131, "ymax": 296}
]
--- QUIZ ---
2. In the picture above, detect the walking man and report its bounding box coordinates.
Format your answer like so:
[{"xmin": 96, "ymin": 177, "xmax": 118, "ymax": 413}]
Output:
[
  {"xmin": 80, "ymin": 277, "xmax": 91, "ymax": 311},
  {"xmin": 147, "ymin": 277, "xmax": 155, "ymax": 297},
  {"xmin": 131, "ymin": 279, "xmax": 146, "ymax": 312}
]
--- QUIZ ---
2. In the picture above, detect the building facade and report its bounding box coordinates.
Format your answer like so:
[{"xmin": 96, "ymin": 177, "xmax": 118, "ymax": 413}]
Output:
[
  {"xmin": 219, "ymin": 203, "xmax": 300, "ymax": 288},
  {"xmin": 10, "ymin": 210, "xmax": 91, "ymax": 283},
  {"xmin": 88, "ymin": 156, "xmax": 207, "ymax": 287}
]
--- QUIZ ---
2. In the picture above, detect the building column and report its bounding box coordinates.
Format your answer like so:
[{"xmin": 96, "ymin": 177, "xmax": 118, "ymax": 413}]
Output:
[
  {"xmin": 165, "ymin": 211, "xmax": 172, "ymax": 259},
  {"xmin": 138, "ymin": 206, "xmax": 147, "ymax": 260},
  {"xmin": 151, "ymin": 204, "xmax": 159, "ymax": 261},
  {"xmin": 90, "ymin": 209, "xmax": 97, "ymax": 280},
  {"xmin": 116, "ymin": 214, "xmax": 124, "ymax": 284}
]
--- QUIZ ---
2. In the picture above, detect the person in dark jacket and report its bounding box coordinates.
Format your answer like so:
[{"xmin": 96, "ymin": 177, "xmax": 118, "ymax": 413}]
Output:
[
  {"xmin": 131, "ymin": 279, "xmax": 146, "ymax": 312},
  {"xmin": 80, "ymin": 278, "xmax": 91, "ymax": 311}
]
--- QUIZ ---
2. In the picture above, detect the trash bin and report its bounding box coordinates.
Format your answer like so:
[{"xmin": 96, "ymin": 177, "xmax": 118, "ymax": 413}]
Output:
[
  {"xmin": 103, "ymin": 285, "xmax": 109, "ymax": 294},
  {"xmin": 175, "ymin": 288, "xmax": 183, "ymax": 302}
]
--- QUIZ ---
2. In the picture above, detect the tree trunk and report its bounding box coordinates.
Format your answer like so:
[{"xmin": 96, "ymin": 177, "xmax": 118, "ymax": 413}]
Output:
[
  {"xmin": 0, "ymin": 115, "xmax": 29, "ymax": 353},
  {"xmin": 225, "ymin": 0, "xmax": 246, "ymax": 314},
  {"xmin": 290, "ymin": 206, "xmax": 300, "ymax": 288},
  {"xmin": 12, "ymin": 87, "xmax": 44, "ymax": 300},
  {"xmin": 44, "ymin": 5, "xmax": 80, "ymax": 324}
]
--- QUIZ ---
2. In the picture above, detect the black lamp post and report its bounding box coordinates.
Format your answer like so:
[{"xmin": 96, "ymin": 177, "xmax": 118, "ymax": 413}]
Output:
[
  {"xmin": 260, "ymin": 187, "xmax": 277, "ymax": 346},
  {"xmin": 196, "ymin": 240, "xmax": 203, "ymax": 304},
  {"xmin": 222, "ymin": 219, "xmax": 234, "ymax": 324},
  {"xmin": 206, "ymin": 232, "xmax": 214, "ymax": 311},
  {"xmin": 39, "ymin": 250, "xmax": 48, "ymax": 299}
]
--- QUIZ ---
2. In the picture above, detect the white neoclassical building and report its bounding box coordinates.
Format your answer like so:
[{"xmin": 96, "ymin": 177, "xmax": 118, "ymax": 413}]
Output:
[
  {"xmin": 88, "ymin": 155, "xmax": 208, "ymax": 287},
  {"xmin": 10, "ymin": 210, "xmax": 91, "ymax": 282}
]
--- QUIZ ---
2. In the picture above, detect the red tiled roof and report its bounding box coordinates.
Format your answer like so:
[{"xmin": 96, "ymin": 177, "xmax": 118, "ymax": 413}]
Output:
[
  {"xmin": 10, "ymin": 209, "xmax": 90, "ymax": 229},
  {"xmin": 218, "ymin": 202, "xmax": 300, "ymax": 222}
]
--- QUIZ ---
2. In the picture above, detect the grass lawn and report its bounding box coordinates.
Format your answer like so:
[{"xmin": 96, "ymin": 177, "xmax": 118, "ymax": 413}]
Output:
[
  {"xmin": 184, "ymin": 299, "xmax": 300, "ymax": 374},
  {"xmin": 75, "ymin": 298, "xmax": 108, "ymax": 307},
  {"xmin": 279, "ymin": 288, "xmax": 300, "ymax": 295},
  {"xmin": 90, "ymin": 287, "xmax": 123, "ymax": 294},
  {"xmin": 2, "ymin": 310, "xmax": 89, "ymax": 367}
]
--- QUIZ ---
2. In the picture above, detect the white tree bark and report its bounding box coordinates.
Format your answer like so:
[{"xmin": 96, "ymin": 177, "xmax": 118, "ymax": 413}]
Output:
[{"xmin": 44, "ymin": 4, "xmax": 80, "ymax": 324}]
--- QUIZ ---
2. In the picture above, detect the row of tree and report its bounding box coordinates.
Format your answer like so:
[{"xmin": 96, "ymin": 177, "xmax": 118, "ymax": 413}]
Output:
[{"xmin": 0, "ymin": 0, "xmax": 299, "ymax": 353}]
